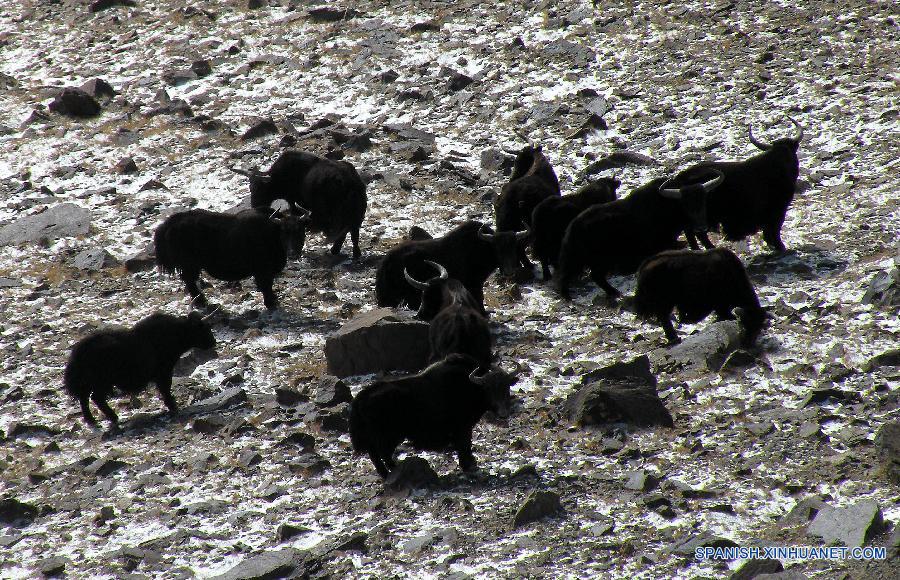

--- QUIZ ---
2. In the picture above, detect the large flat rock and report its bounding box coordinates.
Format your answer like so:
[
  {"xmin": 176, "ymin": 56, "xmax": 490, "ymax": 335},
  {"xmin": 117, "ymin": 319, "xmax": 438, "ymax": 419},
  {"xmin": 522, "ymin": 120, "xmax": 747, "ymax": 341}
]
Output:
[
  {"xmin": 0, "ymin": 203, "xmax": 91, "ymax": 245},
  {"xmin": 324, "ymin": 308, "xmax": 430, "ymax": 377}
]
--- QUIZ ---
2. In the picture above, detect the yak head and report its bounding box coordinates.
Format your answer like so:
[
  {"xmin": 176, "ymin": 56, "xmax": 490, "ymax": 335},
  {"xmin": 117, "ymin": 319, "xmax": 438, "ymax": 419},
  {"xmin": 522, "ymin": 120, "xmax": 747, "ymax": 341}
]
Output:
[
  {"xmin": 468, "ymin": 361, "xmax": 521, "ymax": 420},
  {"xmin": 404, "ymin": 260, "xmax": 458, "ymax": 320},
  {"xmin": 271, "ymin": 207, "xmax": 312, "ymax": 258},
  {"xmin": 658, "ymin": 170, "xmax": 725, "ymax": 233},
  {"xmin": 230, "ymin": 166, "xmax": 275, "ymax": 208},
  {"xmin": 476, "ymin": 223, "xmax": 529, "ymax": 277},
  {"xmin": 576, "ymin": 176, "xmax": 621, "ymax": 204},
  {"xmin": 748, "ymin": 116, "xmax": 804, "ymax": 181},
  {"xmin": 184, "ymin": 311, "xmax": 217, "ymax": 351}
]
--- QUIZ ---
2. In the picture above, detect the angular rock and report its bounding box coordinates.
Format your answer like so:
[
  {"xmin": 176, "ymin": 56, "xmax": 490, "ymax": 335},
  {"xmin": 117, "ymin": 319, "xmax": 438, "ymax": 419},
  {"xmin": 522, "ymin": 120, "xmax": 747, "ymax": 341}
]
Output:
[
  {"xmin": 672, "ymin": 532, "xmax": 738, "ymax": 556},
  {"xmin": 581, "ymin": 355, "xmax": 656, "ymax": 387},
  {"xmin": 780, "ymin": 496, "xmax": 829, "ymax": 527},
  {"xmin": 79, "ymin": 78, "xmax": 116, "ymax": 100},
  {"xmin": 624, "ymin": 470, "xmax": 659, "ymax": 492},
  {"xmin": 313, "ymin": 376, "xmax": 352, "ymax": 407},
  {"xmin": 316, "ymin": 403, "xmax": 350, "ymax": 432},
  {"xmin": 565, "ymin": 359, "xmax": 672, "ymax": 428},
  {"xmin": 208, "ymin": 547, "xmax": 313, "ymax": 580},
  {"xmin": 7, "ymin": 422, "xmax": 60, "ymax": 438},
  {"xmin": 875, "ymin": 422, "xmax": 900, "ymax": 483},
  {"xmin": 172, "ymin": 347, "xmax": 217, "ymax": 377},
  {"xmin": 114, "ymin": 156, "xmax": 139, "ymax": 174},
  {"xmin": 649, "ymin": 320, "xmax": 743, "ymax": 372},
  {"xmin": 324, "ymin": 308, "xmax": 430, "ymax": 377},
  {"xmin": 384, "ymin": 457, "xmax": 439, "ymax": 491},
  {"xmin": 89, "ymin": 0, "xmax": 137, "ymax": 12},
  {"xmin": 275, "ymin": 387, "xmax": 307, "ymax": 406},
  {"xmin": 808, "ymin": 500, "xmax": 884, "ymax": 547},
  {"xmin": 865, "ymin": 348, "xmax": 900, "ymax": 372},
  {"xmin": 731, "ymin": 558, "xmax": 784, "ymax": 580},
  {"xmin": 84, "ymin": 458, "xmax": 129, "ymax": 477},
  {"xmin": 512, "ymin": 490, "xmax": 564, "ymax": 528},
  {"xmin": 36, "ymin": 555, "xmax": 69, "ymax": 577},
  {"xmin": 241, "ymin": 119, "xmax": 279, "ymax": 141},
  {"xmin": 48, "ymin": 88, "xmax": 101, "ymax": 118},
  {"xmin": 0, "ymin": 203, "xmax": 91, "ymax": 246},
  {"xmin": 583, "ymin": 151, "xmax": 658, "ymax": 175},
  {"xmin": 862, "ymin": 267, "xmax": 899, "ymax": 308},
  {"xmin": 124, "ymin": 244, "xmax": 156, "ymax": 273},
  {"xmin": 71, "ymin": 247, "xmax": 120, "ymax": 271},
  {"xmin": 276, "ymin": 523, "xmax": 309, "ymax": 543},
  {"xmin": 182, "ymin": 387, "xmax": 248, "ymax": 416},
  {"xmin": 308, "ymin": 7, "xmax": 362, "ymax": 22},
  {"xmin": 0, "ymin": 498, "xmax": 39, "ymax": 526}
]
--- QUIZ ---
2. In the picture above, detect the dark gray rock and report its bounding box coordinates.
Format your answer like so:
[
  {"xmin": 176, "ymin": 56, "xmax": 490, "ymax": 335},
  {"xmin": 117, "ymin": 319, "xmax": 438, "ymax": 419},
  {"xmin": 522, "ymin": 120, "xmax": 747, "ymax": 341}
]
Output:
[
  {"xmin": 731, "ymin": 559, "xmax": 784, "ymax": 580},
  {"xmin": 543, "ymin": 38, "xmax": 595, "ymax": 66},
  {"xmin": 862, "ymin": 267, "xmax": 899, "ymax": 308},
  {"xmin": 650, "ymin": 320, "xmax": 744, "ymax": 372},
  {"xmin": 308, "ymin": 7, "xmax": 362, "ymax": 23},
  {"xmin": 114, "ymin": 156, "xmax": 139, "ymax": 174},
  {"xmin": 6, "ymin": 422, "xmax": 60, "ymax": 438},
  {"xmin": 0, "ymin": 203, "xmax": 90, "ymax": 246},
  {"xmin": 172, "ymin": 347, "xmax": 217, "ymax": 377},
  {"xmin": 581, "ymin": 355, "xmax": 656, "ymax": 387},
  {"xmin": 754, "ymin": 571, "xmax": 808, "ymax": 580},
  {"xmin": 36, "ymin": 555, "xmax": 69, "ymax": 577},
  {"xmin": 384, "ymin": 457, "xmax": 439, "ymax": 491},
  {"xmin": 84, "ymin": 458, "xmax": 129, "ymax": 477},
  {"xmin": 583, "ymin": 151, "xmax": 658, "ymax": 175},
  {"xmin": 324, "ymin": 308, "xmax": 430, "ymax": 377},
  {"xmin": 275, "ymin": 387, "xmax": 307, "ymax": 406},
  {"xmin": 48, "ymin": 88, "xmax": 101, "ymax": 118},
  {"xmin": 313, "ymin": 376, "xmax": 352, "ymax": 407},
  {"xmin": 512, "ymin": 490, "xmax": 564, "ymax": 528},
  {"xmin": 124, "ymin": 244, "xmax": 155, "ymax": 273},
  {"xmin": 72, "ymin": 247, "xmax": 120, "ymax": 271},
  {"xmin": 208, "ymin": 547, "xmax": 313, "ymax": 580},
  {"xmin": 241, "ymin": 119, "xmax": 279, "ymax": 141},
  {"xmin": 672, "ymin": 532, "xmax": 738, "ymax": 556},
  {"xmin": 276, "ymin": 523, "xmax": 309, "ymax": 543},
  {"xmin": 808, "ymin": 500, "xmax": 884, "ymax": 547},
  {"xmin": 624, "ymin": 470, "xmax": 659, "ymax": 492},
  {"xmin": 182, "ymin": 387, "xmax": 248, "ymax": 416},
  {"xmin": 865, "ymin": 348, "xmax": 900, "ymax": 371},
  {"xmin": 875, "ymin": 422, "xmax": 900, "ymax": 483},
  {"xmin": 79, "ymin": 78, "xmax": 116, "ymax": 100},
  {"xmin": 780, "ymin": 496, "xmax": 829, "ymax": 527},
  {"xmin": 89, "ymin": 0, "xmax": 137, "ymax": 12},
  {"xmin": 0, "ymin": 498, "xmax": 39, "ymax": 526},
  {"xmin": 316, "ymin": 402, "xmax": 350, "ymax": 432},
  {"xmin": 799, "ymin": 387, "xmax": 861, "ymax": 407}
]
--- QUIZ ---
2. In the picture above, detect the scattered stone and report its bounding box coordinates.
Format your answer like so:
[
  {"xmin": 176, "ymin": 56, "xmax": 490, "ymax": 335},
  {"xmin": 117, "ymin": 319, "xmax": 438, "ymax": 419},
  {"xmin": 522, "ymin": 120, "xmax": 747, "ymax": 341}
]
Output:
[
  {"xmin": 875, "ymin": 422, "xmax": 900, "ymax": 483},
  {"xmin": 72, "ymin": 247, "xmax": 120, "ymax": 271},
  {"xmin": 114, "ymin": 156, "xmax": 139, "ymax": 174},
  {"xmin": 49, "ymin": 88, "xmax": 101, "ymax": 118},
  {"xmin": 89, "ymin": 0, "xmax": 137, "ymax": 12},
  {"xmin": 798, "ymin": 422, "xmax": 821, "ymax": 439},
  {"xmin": 172, "ymin": 347, "xmax": 217, "ymax": 377},
  {"xmin": 192, "ymin": 415, "xmax": 229, "ymax": 434},
  {"xmin": 307, "ymin": 7, "xmax": 362, "ymax": 22},
  {"xmin": 0, "ymin": 203, "xmax": 91, "ymax": 246},
  {"xmin": 36, "ymin": 555, "xmax": 69, "ymax": 577},
  {"xmin": 125, "ymin": 244, "xmax": 155, "ymax": 273},
  {"xmin": 513, "ymin": 490, "xmax": 564, "ymax": 528},
  {"xmin": 7, "ymin": 422, "xmax": 59, "ymax": 438},
  {"xmin": 672, "ymin": 532, "xmax": 738, "ymax": 557},
  {"xmin": 590, "ymin": 520, "xmax": 614, "ymax": 537},
  {"xmin": 808, "ymin": 500, "xmax": 884, "ymax": 547},
  {"xmin": 191, "ymin": 59, "xmax": 212, "ymax": 77},
  {"xmin": 95, "ymin": 505, "xmax": 115, "ymax": 525},
  {"xmin": 731, "ymin": 558, "xmax": 784, "ymax": 580},
  {"xmin": 275, "ymin": 387, "xmax": 307, "ymax": 406},
  {"xmin": 84, "ymin": 458, "xmax": 129, "ymax": 477},
  {"xmin": 754, "ymin": 570, "xmax": 808, "ymax": 580},
  {"xmin": 800, "ymin": 387, "xmax": 861, "ymax": 407},
  {"xmin": 241, "ymin": 119, "xmax": 279, "ymax": 141},
  {"xmin": 0, "ymin": 498, "xmax": 39, "ymax": 526},
  {"xmin": 543, "ymin": 38, "xmax": 595, "ymax": 66},
  {"xmin": 288, "ymin": 453, "xmax": 330, "ymax": 477},
  {"xmin": 862, "ymin": 267, "xmax": 899, "ymax": 308},
  {"xmin": 865, "ymin": 348, "xmax": 900, "ymax": 372},
  {"xmin": 583, "ymin": 151, "xmax": 658, "ymax": 175},
  {"xmin": 402, "ymin": 533, "xmax": 437, "ymax": 555},
  {"xmin": 328, "ymin": 531, "xmax": 368, "ymax": 554},
  {"xmin": 719, "ymin": 349, "xmax": 756, "ymax": 371},
  {"xmin": 650, "ymin": 320, "xmax": 744, "ymax": 372},
  {"xmin": 447, "ymin": 71, "xmax": 474, "ymax": 92},
  {"xmin": 277, "ymin": 431, "xmax": 315, "ymax": 451},
  {"xmin": 238, "ymin": 451, "xmax": 263, "ymax": 468},
  {"xmin": 581, "ymin": 355, "xmax": 656, "ymax": 386},
  {"xmin": 246, "ymin": 0, "xmax": 265, "ymax": 9},
  {"xmin": 182, "ymin": 387, "xmax": 248, "ymax": 415},
  {"xmin": 780, "ymin": 496, "xmax": 829, "ymax": 527},
  {"xmin": 324, "ymin": 308, "xmax": 430, "ymax": 377},
  {"xmin": 313, "ymin": 376, "xmax": 352, "ymax": 407},
  {"xmin": 746, "ymin": 422, "xmax": 774, "ymax": 437},
  {"xmin": 384, "ymin": 457, "xmax": 439, "ymax": 491},
  {"xmin": 276, "ymin": 523, "xmax": 309, "ymax": 543},
  {"xmin": 316, "ymin": 403, "xmax": 350, "ymax": 432},
  {"xmin": 79, "ymin": 78, "xmax": 116, "ymax": 100},
  {"xmin": 208, "ymin": 547, "xmax": 313, "ymax": 580},
  {"xmin": 624, "ymin": 470, "xmax": 659, "ymax": 492}
]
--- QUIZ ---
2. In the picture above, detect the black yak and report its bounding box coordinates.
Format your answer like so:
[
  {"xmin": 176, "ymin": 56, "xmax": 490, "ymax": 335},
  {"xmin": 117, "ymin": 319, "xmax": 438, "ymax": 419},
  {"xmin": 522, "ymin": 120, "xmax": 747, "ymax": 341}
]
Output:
[
  {"xmin": 530, "ymin": 177, "xmax": 620, "ymax": 280},
  {"xmin": 64, "ymin": 312, "xmax": 216, "ymax": 426},
  {"xmin": 405, "ymin": 260, "xmax": 492, "ymax": 369},
  {"xmin": 669, "ymin": 116, "xmax": 804, "ymax": 252},
  {"xmin": 556, "ymin": 171, "xmax": 724, "ymax": 299},
  {"xmin": 349, "ymin": 354, "xmax": 518, "ymax": 478},
  {"xmin": 375, "ymin": 220, "xmax": 528, "ymax": 313},
  {"xmin": 493, "ymin": 144, "xmax": 561, "ymax": 269},
  {"xmin": 154, "ymin": 208, "xmax": 309, "ymax": 310},
  {"xmin": 634, "ymin": 248, "xmax": 767, "ymax": 345},
  {"xmin": 230, "ymin": 149, "xmax": 367, "ymax": 258}
]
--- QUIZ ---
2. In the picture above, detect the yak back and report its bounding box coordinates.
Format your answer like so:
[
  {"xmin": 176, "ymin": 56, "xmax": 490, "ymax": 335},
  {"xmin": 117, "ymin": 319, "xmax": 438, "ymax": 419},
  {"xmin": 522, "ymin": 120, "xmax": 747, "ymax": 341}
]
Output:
[
  {"xmin": 417, "ymin": 278, "xmax": 483, "ymax": 321},
  {"xmin": 495, "ymin": 147, "xmax": 561, "ymax": 231},
  {"xmin": 155, "ymin": 209, "xmax": 287, "ymax": 281},
  {"xmin": 350, "ymin": 354, "xmax": 487, "ymax": 452},
  {"xmin": 428, "ymin": 304, "xmax": 492, "ymax": 370}
]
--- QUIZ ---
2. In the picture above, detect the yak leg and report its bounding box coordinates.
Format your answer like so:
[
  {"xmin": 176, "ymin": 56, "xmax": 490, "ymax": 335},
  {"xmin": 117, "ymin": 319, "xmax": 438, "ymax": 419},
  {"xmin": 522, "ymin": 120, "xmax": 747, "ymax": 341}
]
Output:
[
  {"xmin": 330, "ymin": 230, "xmax": 348, "ymax": 256},
  {"xmin": 180, "ymin": 270, "xmax": 207, "ymax": 307},
  {"xmin": 517, "ymin": 246, "xmax": 533, "ymax": 269},
  {"xmin": 155, "ymin": 375, "xmax": 179, "ymax": 413},
  {"xmin": 350, "ymin": 227, "xmax": 361, "ymax": 259},
  {"xmin": 254, "ymin": 275, "xmax": 278, "ymax": 310},
  {"xmin": 79, "ymin": 394, "xmax": 98, "ymax": 426},
  {"xmin": 659, "ymin": 313, "xmax": 681, "ymax": 346},
  {"xmin": 762, "ymin": 219, "xmax": 787, "ymax": 253},
  {"xmin": 685, "ymin": 232, "xmax": 701, "ymax": 251},
  {"xmin": 590, "ymin": 268, "xmax": 621, "ymax": 298},
  {"xmin": 91, "ymin": 393, "xmax": 119, "ymax": 424},
  {"xmin": 697, "ymin": 231, "xmax": 715, "ymax": 250},
  {"xmin": 453, "ymin": 432, "xmax": 477, "ymax": 472},
  {"xmin": 716, "ymin": 308, "xmax": 736, "ymax": 321},
  {"xmin": 540, "ymin": 260, "xmax": 552, "ymax": 281},
  {"xmin": 368, "ymin": 449, "xmax": 390, "ymax": 479}
]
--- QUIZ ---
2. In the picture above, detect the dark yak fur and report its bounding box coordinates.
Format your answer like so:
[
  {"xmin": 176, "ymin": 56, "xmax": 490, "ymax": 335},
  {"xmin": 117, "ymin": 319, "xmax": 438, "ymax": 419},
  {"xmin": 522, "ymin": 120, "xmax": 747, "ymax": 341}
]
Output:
[
  {"xmin": 669, "ymin": 119, "xmax": 803, "ymax": 252},
  {"xmin": 556, "ymin": 174, "xmax": 722, "ymax": 299},
  {"xmin": 634, "ymin": 248, "xmax": 767, "ymax": 345},
  {"xmin": 375, "ymin": 220, "xmax": 527, "ymax": 313},
  {"xmin": 349, "ymin": 354, "xmax": 517, "ymax": 478},
  {"xmin": 530, "ymin": 177, "xmax": 620, "ymax": 280},
  {"xmin": 154, "ymin": 208, "xmax": 308, "ymax": 310},
  {"xmin": 238, "ymin": 149, "xmax": 367, "ymax": 258},
  {"xmin": 494, "ymin": 145, "xmax": 561, "ymax": 268},
  {"xmin": 407, "ymin": 262, "xmax": 492, "ymax": 370},
  {"xmin": 63, "ymin": 312, "xmax": 216, "ymax": 425}
]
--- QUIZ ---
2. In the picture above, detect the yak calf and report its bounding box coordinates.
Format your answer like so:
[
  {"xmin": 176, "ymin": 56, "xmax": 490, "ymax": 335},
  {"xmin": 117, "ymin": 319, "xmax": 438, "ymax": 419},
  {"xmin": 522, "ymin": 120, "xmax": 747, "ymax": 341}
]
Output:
[
  {"xmin": 64, "ymin": 312, "xmax": 216, "ymax": 426},
  {"xmin": 634, "ymin": 248, "xmax": 767, "ymax": 345},
  {"xmin": 350, "ymin": 354, "xmax": 518, "ymax": 478}
]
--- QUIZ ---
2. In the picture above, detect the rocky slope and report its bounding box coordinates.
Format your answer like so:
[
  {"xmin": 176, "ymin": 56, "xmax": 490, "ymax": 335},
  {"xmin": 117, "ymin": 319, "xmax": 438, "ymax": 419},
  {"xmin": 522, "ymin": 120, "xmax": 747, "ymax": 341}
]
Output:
[{"xmin": 0, "ymin": 1, "xmax": 898, "ymax": 578}]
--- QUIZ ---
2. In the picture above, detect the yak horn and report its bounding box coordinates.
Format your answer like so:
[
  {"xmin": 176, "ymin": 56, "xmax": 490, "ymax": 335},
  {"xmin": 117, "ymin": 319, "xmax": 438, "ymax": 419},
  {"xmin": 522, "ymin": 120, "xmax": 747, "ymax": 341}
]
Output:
[
  {"xmin": 514, "ymin": 227, "xmax": 530, "ymax": 243},
  {"xmin": 404, "ymin": 267, "xmax": 430, "ymax": 291},
  {"xmin": 700, "ymin": 169, "xmax": 725, "ymax": 192},
  {"xmin": 200, "ymin": 306, "xmax": 221, "ymax": 322},
  {"xmin": 785, "ymin": 115, "xmax": 804, "ymax": 143},
  {"xmin": 468, "ymin": 367, "xmax": 487, "ymax": 386},
  {"xmin": 658, "ymin": 176, "xmax": 683, "ymax": 199},
  {"xmin": 747, "ymin": 123, "xmax": 772, "ymax": 151},
  {"xmin": 295, "ymin": 206, "xmax": 312, "ymax": 222},
  {"xmin": 228, "ymin": 165, "xmax": 256, "ymax": 177},
  {"xmin": 423, "ymin": 260, "xmax": 448, "ymax": 281},
  {"xmin": 477, "ymin": 223, "xmax": 495, "ymax": 241}
]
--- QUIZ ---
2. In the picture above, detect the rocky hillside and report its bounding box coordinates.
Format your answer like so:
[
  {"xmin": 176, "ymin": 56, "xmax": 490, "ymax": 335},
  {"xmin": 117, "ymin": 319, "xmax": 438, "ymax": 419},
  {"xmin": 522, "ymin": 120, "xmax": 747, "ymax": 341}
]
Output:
[{"xmin": 1, "ymin": 1, "xmax": 898, "ymax": 578}]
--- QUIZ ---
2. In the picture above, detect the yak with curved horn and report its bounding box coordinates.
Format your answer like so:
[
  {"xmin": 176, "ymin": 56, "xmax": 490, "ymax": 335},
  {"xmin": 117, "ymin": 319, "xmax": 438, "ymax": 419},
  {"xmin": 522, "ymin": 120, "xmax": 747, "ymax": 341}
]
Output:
[
  {"xmin": 666, "ymin": 115, "xmax": 805, "ymax": 253},
  {"xmin": 556, "ymin": 171, "xmax": 726, "ymax": 299},
  {"xmin": 229, "ymin": 149, "xmax": 367, "ymax": 258},
  {"xmin": 404, "ymin": 260, "xmax": 492, "ymax": 369}
]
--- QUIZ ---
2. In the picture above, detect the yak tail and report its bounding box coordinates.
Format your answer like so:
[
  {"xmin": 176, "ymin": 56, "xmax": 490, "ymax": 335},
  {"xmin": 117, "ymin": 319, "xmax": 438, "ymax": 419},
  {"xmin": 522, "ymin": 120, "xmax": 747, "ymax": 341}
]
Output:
[
  {"xmin": 349, "ymin": 396, "xmax": 367, "ymax": 454},
  {"xmin": 62, "ymin": 359, "xmax": 87, "ymax": 400},
  {"xmin": 152, "ymin": 221, "xmax": 179, "ymax": 276}
]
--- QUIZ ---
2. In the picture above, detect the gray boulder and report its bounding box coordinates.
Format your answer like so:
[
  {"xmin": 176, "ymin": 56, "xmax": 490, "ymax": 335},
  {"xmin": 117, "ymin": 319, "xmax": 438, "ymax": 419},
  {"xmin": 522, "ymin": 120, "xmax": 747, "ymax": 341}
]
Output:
[
  {"xmin": 324, "ymin": 308, "xmax": 430, "ymax": 377},
  {"xmin": 650, "ymin": 320, "xmax": 744, "ymax": 372},
  {"xmin": 807, "ymin": 500, "xmax": 884, "ymax": 547},
  {"xmin": 0, "ymin": 203, "xmax": 90, "ymax": 246},
  {"xmin": 513, "ymin": 489, "xmax": 564, "ymax": 528},
  {"xmin": 71, "ymin": 247, "xmax": 120, "ymax": 271},
  {"xmin": 875, "ymin": 422, "xmax": 900, "ymax": 483},
  {"xmin": 208, "ymin": 547, "xmax": 315, "ymax": 580}
]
